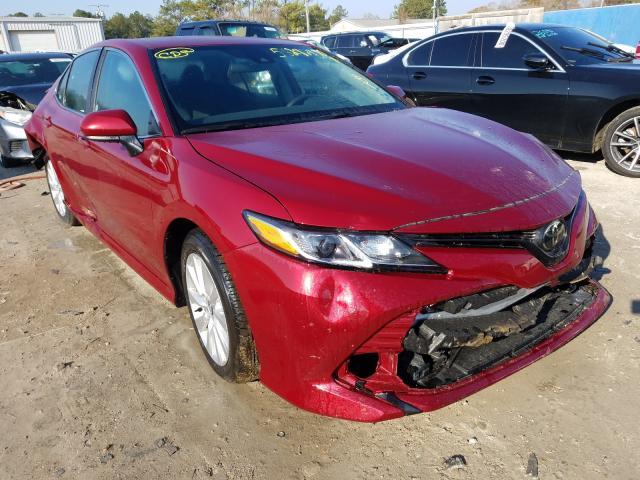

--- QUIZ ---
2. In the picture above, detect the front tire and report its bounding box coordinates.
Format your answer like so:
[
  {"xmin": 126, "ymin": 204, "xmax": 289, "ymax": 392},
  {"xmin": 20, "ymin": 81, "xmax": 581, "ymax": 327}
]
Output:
[
  {"xmin": 181, "ymin": 229, "xmax": 259, "ymax": 383},
  {"xmin": 602, "ymin": 107, "xmax": 640, "ymax": 177},
  {"xmin": 45, "ymin": 158, "xmax": 80, "ymax": 226}
]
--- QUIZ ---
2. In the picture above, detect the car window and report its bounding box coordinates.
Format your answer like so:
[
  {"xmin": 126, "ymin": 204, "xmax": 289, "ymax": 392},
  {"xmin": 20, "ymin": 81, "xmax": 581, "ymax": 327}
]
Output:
[
  {"xmin": 367, "ymin": 35, "xmax": 380, "ymax": 47},
  {"xmin": 530, "ymin": 26, "xmax": 628, "ymax": 65},
  {"xmin": 218, "ymin": 23, "xmax": 282, "ymax": 38},
  {"xmin": 336, "ymin": 35, "xmax": 352, "ymax": 48},
  {"xmin": 323, "ymin": 36, "xmax": 336, "ymax": 49},
  {"xmin": 198, "ymin": 26, "xmax": 216, "ymax": 36},
  {"xmin": 481, "ymin": 32, "xmax": 540, "ymax": 68},
  {"xmin": 63, "ymin": 50, "xmax": 100, "ymax": 113},
  {"xmin": 153, "ymin": 44, "xmax": 402, "ymax": 133},
  {"xmin": 177, "ymin": 26, "xmax": 195, "ymax": 36},
  {"xmin": 407, "ymin": 41, "xmax": 433, "ymax": 66},
  {"xmin": 55, "ymin": 67, "xmax": 70, "ymax": 103},
  {"xmin": 430, "ymin": 34, "xmax": 474, "ymax": 67},
  {"xmin": 94, "ymin": 50, "xmax": 160, "ymax": 137},
  {"xmin": 0, "ymin": 56, "xmax": 71, "ymax": 87}
]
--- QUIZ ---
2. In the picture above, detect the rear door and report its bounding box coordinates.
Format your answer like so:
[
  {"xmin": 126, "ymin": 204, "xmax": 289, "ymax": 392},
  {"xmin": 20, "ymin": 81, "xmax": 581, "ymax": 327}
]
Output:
[
  {"xmin": 470, "ymin": 30, "xmax": 569, "ymax": 146},
  {"xmin": 45, "ymin": 49, "xmax": 101, "ymax": 219},
  {"xmin": 406, "ymin": 32, "xmax": 476, "ymax": 110}
]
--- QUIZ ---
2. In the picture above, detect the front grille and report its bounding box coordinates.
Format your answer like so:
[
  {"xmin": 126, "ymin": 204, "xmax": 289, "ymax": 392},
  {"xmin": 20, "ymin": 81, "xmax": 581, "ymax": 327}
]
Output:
[
  {"xmin": 399, "ymin": 192, "xmax": 585, "ymax": 267},
  {"xmin": 9, "ymin": 140, "xmax": 24, "ymax": 153}
]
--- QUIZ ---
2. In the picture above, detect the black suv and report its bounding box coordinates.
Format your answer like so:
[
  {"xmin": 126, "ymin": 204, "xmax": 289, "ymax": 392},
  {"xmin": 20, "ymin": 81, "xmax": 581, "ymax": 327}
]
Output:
[
  {"xmin": 367, "ymin": 23, "xmax": 640, "ymax": 177},
  {"xmin": 176, "ymin": 20, "xmax": 283, "ymax": 39},
  {"xmin": 321, "ymin": 31, "xmax": 399, "ymax": 70}
]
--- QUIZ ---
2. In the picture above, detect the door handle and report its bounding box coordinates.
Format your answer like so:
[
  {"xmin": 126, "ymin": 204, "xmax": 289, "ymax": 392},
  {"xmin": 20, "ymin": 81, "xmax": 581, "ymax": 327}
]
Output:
[
  {"xmin": 412, "ymin": 71, "xmax": 427, "ymax": 80},
  {"xmin": 476, "ymin": 75, "xmax": 495, "ymax": 85},
  {"xmin": 44, "ymin": 115, "xmax": 52, "ymax": 127},
  {"xmin": 348, "ymin": 50, "xmax": 358, "ymax": 54}
]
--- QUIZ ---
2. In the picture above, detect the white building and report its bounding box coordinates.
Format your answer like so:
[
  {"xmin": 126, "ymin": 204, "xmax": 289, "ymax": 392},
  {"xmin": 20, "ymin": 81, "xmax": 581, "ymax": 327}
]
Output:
[{"xmin": 0, "ymin": 16, "xmax": 105, "ymax": 53}]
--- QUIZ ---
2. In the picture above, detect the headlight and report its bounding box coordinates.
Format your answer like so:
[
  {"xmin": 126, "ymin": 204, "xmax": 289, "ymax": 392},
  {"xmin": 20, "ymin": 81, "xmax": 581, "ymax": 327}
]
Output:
[
  {"xmin": 0, "ymin": 108, "xmax": 31, "ymax": 126},
  {"xmin": 244, "ymin": 211, "xmax": 445, "ymax": 273}
]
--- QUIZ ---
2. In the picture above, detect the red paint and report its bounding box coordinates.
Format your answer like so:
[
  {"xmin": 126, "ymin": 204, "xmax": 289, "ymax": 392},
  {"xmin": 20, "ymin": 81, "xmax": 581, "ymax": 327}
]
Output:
[
  {"xmin": 80, "ymin": 110, "xmax": 137, "ymax": 137},
  {"xmin": 25, "ymin": 36, "xmax": 611, "ymax": 422}
]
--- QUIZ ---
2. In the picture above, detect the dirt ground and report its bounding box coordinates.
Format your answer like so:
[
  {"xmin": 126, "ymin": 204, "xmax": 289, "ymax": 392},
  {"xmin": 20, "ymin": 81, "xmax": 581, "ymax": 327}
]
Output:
[{"xmin": 0, "ymin": 155, "xmax": 638, "ymax": 480}]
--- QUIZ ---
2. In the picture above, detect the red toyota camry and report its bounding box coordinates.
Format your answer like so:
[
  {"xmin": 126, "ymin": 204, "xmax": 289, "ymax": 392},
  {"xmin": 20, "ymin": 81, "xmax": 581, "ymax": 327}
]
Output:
[{"xmin": 25, "ymin": 37, "xmax": 610, "ymax": 422}]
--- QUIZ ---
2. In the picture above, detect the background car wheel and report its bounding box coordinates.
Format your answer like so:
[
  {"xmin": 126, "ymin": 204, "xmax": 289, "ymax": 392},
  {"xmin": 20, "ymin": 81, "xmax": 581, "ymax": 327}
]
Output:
[
  {"xmin": 0, "ymin": 155, "xmax": 19, "ymax": 168},
  {"xmin": 45, "ymin": 158, "xmax": 80, "ymax": 226},
  {"xmin": 603, "ymin": 106, "xmax": 640, "ymax": 177},
  {"xmin": 181, "ymin": 229, "xmax": 259, "ymax": 383}
]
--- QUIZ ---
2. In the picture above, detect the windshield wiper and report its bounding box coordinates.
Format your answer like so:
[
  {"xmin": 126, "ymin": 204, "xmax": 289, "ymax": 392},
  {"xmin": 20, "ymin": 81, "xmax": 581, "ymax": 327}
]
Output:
[
  {"xmin": 181, "ymin": 120, "xmax": 273, "ymax": 135},
  {"xmin": 587, "ymin": 41, "xmax": 635, "ymax": 60},
  {"xmin": 560, "ymin": 45, "xmax": 608, "ymax": 60}
]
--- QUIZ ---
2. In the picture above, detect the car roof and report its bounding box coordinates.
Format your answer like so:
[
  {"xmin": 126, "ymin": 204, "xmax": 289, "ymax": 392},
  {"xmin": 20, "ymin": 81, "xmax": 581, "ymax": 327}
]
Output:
[
  {"xmin": 178, "ymin": 19, "xmax": 278, "ymax": 28},
  {"xmin": 322, "ymin": 31, "xmax": 388, "ymax": 37},
  {"xmin": 94, "ymin": 36, "xmax": 300, "ymax": 55},
  {"xmin": 0, "ymin": 52, "xmax": 73, "ymax": 61},
  {"xmin": 435, "ymin": 23, "xmax": 569, "ymax": 34}
]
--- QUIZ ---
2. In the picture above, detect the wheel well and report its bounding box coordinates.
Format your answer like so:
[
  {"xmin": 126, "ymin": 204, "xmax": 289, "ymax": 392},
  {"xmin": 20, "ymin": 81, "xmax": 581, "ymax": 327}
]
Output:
[
  {"xmin": 164, "ymin": 218, "xmax": 199, "ymax": 307},
  {"xmin": 594, "ymin": 100, "xmax": 640, "ymax": 152}
]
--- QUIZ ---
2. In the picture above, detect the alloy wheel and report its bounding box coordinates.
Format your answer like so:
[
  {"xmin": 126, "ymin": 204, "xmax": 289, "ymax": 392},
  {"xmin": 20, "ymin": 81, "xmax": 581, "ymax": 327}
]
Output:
[
  {"xmin": 185, "ymin": 252, "xmax": 230, "ymax": 366},
  {"xmin": 609, "ymin": 116, "xmax": 640, "ymax": 173},
  {"xmin": 46, "ymin": 161, "xmax": 67, "ymax": 217}
]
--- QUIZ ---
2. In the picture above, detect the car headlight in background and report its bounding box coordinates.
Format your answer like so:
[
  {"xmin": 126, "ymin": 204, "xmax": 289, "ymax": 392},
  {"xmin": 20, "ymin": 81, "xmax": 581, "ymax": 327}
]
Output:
[
  {"xmin": 244, "ymin": 211, "xmax": 445, "ymax": 273},
  {"xmin": 0, "ymin": 108, "xmax": 32, "ymax": 126}
]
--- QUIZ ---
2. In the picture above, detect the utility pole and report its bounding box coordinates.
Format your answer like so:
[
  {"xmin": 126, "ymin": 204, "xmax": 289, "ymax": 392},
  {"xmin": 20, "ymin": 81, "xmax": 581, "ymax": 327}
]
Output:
[
  {"xmin": 432, "ymin": 0, "xmax": 438, "ymax": 34},
  {"xmin": 89, "ymin": 4, "xmax": 108, "ymax": 19},
  {"xmin": 305, "ymin": 0, "xmax": 311, "ymax": 33}
]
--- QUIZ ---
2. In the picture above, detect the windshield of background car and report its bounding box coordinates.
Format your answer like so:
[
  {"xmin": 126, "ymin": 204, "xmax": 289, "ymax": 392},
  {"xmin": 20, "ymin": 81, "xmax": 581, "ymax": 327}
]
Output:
[
  {"xmin": 530, "ymin": 26, "xmax": 630, "ymax": 64},
  {"xmin": 0, "ymin": 57, "xmax": 71, "ymax": 87},
  {"xmin": 219, "ymin": 23, "xmax": 283, "ymax": 38},
  {"xmin": 152, "ymin": 45, "xmax": 403, "ymax": 133}
]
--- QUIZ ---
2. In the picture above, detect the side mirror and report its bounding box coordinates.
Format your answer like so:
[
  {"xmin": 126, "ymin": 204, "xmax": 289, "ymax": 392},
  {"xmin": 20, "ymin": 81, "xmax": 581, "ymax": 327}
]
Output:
[
  {"xmin": 386, "ymin": 85, "xmax": 416, "ymax": 107},
  {"xmin": 386, "ymin": 85, "xmax": 406, "ymax": 98},
  {"xmin": 523, "ymin": 53, "xmax": 551, "ymax": 70},
  {"xmin": 80, "ymin": 109, "xmax": 143, "ymax": 156}
]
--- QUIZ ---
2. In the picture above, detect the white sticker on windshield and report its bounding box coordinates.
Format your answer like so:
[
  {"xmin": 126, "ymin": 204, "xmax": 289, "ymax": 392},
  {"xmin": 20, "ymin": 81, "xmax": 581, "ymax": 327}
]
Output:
[
  {"xmin": 264, "ymin": 26, "xmax": 277, "ymax": 31},
  {"xmin": 494, "ymin": 22, "xmax": 515, "ymax": 49},
  {"xmin": 49, "ymin": 58, "xmax": 71, "ymax": 63}
]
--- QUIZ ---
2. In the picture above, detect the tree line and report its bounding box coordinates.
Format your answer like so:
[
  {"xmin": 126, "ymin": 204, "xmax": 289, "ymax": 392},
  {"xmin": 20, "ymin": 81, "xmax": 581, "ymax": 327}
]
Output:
[{"xmin": 6, "ymin": 0, "xmax": 449, "ymax": 38}]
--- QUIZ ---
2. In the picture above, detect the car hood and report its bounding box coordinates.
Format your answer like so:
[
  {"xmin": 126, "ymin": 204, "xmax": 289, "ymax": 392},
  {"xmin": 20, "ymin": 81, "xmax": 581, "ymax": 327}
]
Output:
[
  {"xmin": 0, "ymin": 83, "xmax": 50, "ymax": 106},
  {"xmin": 188, "ymin": 108, "xmax": 581, "ymax": 234}
]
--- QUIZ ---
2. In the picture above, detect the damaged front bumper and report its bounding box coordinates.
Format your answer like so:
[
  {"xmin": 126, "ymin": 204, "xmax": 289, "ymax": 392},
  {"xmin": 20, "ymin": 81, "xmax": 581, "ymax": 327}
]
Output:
[{"xmin": 225, "ymin": 196, "xmax": 610, "ymax": 422}]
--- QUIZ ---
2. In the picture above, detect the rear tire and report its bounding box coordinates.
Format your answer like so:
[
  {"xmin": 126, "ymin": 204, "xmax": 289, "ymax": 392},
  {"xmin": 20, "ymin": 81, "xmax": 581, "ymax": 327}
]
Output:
[
  {"xmin": 181, "ymin": 229, "xmax": 259, "ymax": 383},
  {"xmin": 602, "ymin": 106, "xmax": 640, "ymax": 177},
  {"xmin": 45, "ymin": 158, "xmax": 80, "ymax": 226},
  {"xmin": 0, "ymin": 155, "xmax": 19, "ymax": 168}
]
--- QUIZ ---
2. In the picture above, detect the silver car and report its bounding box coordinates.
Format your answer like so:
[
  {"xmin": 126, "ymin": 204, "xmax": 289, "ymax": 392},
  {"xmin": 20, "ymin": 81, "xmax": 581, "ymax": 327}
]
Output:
[{"xmin": 0, "ymin": 52, "xmax": 71, "ymax": 168}]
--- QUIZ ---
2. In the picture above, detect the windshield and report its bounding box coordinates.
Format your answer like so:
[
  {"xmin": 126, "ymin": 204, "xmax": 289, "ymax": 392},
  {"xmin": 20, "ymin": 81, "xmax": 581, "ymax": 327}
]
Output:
[
  {"xmin": 530, "ymin": 26, "xmax": 632, "ymax": 65},
  {"xmin": 153, "ymin": 45, "xmax": 403, "ymax": 134},
  {"xmin": 219, "ymin": 23, "xmax": 283, "ymax": 39},
  {"xmin": 0, "ymin": 56, "xmax": 71, "ymax": 87}
]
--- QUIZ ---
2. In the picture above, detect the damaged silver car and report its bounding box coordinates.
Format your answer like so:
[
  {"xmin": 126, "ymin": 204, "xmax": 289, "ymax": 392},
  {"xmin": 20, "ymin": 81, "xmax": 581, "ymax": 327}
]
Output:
[{"xmin": 0, "ymin": 52, "xmax": 71, "ymax": 168}]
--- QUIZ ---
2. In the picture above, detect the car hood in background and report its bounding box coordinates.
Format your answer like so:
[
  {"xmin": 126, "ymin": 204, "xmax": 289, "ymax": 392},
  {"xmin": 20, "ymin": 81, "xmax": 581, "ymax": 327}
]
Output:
[
  {"xmin": 0, "ymin": 83, "xmax": 50, "ymax": 106},
  {"xmin": 188, "ymin": 108, "xmax": 581, "ymax": 234}
]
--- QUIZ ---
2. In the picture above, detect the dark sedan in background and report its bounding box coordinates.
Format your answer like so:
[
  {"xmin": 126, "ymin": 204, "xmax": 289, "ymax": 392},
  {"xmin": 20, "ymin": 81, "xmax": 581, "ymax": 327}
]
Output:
[
  {"xmin": 368, "ymin": 24, "xmax": 640, "ymax": 177},
  {"xmin": 322, "ymin": 31, "xmax": 403, "ymax": 70},
  {"xmin": 0, "ymin": 52, "xmax": 71, "ymax": 167}
]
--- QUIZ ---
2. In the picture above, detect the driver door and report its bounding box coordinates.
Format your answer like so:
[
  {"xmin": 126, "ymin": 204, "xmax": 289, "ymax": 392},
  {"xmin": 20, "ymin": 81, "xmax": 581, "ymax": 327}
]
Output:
[{"xmin": 85, "ymin": 48, "xmax": 169, "ymax": 276}]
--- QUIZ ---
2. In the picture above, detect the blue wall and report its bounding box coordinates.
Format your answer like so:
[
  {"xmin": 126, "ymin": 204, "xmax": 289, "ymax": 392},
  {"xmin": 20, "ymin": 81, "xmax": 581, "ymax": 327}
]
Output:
[{"xmin": 544, "ymin": 4, "xmax": 640, "ymax": 46}]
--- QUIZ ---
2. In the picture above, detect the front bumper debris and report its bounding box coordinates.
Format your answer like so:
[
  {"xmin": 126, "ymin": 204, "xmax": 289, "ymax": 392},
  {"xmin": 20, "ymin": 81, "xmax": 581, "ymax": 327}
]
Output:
[{"xmin": 400, "ymin": 281, "xmax": 598, "ymax": 388}]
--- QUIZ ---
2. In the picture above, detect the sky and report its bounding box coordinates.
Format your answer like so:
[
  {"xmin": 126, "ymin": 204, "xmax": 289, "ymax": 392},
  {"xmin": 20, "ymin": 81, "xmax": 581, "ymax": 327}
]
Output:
[{"xmin": 4, "ymin": 0, "xmax": 485, "ymax": 18}]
